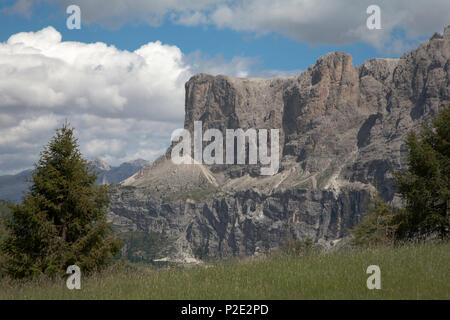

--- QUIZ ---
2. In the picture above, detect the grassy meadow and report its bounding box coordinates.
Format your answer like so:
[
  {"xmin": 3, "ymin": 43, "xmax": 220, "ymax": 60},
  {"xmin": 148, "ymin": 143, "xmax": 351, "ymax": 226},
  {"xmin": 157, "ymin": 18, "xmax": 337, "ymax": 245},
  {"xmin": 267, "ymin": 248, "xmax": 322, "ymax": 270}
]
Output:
[{"xmin": 0, "ymin": 241, "xmax": 448, "ymax": 300}]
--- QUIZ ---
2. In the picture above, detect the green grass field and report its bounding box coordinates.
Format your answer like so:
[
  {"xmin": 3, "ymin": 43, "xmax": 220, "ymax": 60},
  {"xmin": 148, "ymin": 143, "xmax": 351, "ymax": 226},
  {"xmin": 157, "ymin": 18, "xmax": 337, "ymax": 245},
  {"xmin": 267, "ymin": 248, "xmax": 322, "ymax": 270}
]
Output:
[{"xmin": 0, "ymin": 242, "xmax": 448, "ymax": 300}]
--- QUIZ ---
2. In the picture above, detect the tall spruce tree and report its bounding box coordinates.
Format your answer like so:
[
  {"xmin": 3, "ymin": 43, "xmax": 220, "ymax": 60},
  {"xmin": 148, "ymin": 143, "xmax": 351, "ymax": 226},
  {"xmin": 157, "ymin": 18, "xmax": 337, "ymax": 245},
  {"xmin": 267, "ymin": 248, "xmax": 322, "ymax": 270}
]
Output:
[
  {"xmin": 394, "ymin": 105, "xmax": 449, "ymax": 239},
  {"xmin": 1, "ymin": 123, "xmax": 121, "ymax": 279}
]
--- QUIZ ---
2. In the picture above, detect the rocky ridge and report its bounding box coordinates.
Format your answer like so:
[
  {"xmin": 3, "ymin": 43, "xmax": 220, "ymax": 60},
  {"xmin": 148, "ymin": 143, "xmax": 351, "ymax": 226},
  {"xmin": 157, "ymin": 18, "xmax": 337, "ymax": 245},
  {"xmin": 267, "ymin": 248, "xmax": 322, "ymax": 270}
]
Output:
[{"xmin": 109, "ymin": 27, "xmax": 450, "ymax": 261}]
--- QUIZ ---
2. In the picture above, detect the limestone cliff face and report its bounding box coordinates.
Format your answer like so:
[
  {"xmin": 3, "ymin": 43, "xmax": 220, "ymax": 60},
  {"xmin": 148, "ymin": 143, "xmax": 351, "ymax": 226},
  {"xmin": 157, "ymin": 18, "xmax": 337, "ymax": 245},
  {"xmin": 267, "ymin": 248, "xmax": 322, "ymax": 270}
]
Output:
[{"xmin": 109, "ymin": 27, "xmax": 450, "ymax": 261}]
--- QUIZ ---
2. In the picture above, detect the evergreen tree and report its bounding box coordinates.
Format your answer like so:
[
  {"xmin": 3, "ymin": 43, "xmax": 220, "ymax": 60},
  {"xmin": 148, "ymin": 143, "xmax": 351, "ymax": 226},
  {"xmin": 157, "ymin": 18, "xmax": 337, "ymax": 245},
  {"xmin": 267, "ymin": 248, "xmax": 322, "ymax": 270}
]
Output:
[
  {"xmin": 0, "ymin": 200, "xmax": 10, "ymax": 277},
  {"xmin": 350, "ymin": 195, "xmax": 398, "ymax": 247},
  {"xmin": 394, "ymin": 105, "xmax": 449, "ymax": 239},
  {"xmin": 1, "ymin": 123, "xmax": 121, "ymax": 279}
]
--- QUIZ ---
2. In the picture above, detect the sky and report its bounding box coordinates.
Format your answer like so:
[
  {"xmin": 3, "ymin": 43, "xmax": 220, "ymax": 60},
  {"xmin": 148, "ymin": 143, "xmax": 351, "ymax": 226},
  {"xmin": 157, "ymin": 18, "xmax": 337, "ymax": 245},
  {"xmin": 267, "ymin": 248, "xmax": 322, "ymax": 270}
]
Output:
[{"xmin": 0, "ymin": 0, "xmax": 449, "ymax": 175}]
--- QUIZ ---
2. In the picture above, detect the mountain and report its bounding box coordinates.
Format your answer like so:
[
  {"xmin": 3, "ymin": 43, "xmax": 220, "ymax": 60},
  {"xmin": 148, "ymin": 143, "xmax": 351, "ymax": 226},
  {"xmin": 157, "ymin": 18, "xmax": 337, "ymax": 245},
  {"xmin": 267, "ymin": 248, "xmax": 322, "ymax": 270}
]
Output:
[
  {"xmin": 108, "ymin": 26, "xmax": 450, "ymax": 262},
  {"xmin": 0, "ymin": 159, "xmax": 148, "ymax": 203},
  {"xmin": 92, "ymin": 158, "xmax": 149, "ymax": 185},
  {"xmin": 0, "ymin": 169, "xmax": 33, "ymax": 203}
]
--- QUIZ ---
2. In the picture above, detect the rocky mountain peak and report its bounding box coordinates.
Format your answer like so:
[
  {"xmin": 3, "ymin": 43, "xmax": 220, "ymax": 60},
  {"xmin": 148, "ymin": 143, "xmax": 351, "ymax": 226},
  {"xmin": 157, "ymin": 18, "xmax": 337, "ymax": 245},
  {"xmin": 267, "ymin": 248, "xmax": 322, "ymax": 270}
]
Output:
[{"xmin": 109, "ymin": 27, "xmax": 450, "ymax": 260}]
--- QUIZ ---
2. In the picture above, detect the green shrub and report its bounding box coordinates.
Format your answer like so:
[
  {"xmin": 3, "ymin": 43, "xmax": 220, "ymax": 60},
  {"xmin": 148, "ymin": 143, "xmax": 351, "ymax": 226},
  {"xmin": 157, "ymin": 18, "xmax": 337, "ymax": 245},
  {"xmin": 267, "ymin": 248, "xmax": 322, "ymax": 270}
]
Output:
[
  {"xmin": 350, "ymin": 195, "xmax": 398, "ymax": 247},
  {"xmin": 283, "ymin": 237, "xmax": 320, "ymax": 256}
]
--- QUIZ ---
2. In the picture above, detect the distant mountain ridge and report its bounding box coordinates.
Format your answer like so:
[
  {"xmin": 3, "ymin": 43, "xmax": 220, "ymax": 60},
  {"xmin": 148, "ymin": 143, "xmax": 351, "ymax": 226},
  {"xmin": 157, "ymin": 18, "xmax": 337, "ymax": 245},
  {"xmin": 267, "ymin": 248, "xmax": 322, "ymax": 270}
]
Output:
[
  {"xmin": 0, "ymin": 158, "xmax": 148, "ymax": 203},
  {"xmin": 91, "ymin": 158, "xmax": 149, "ymax": 185}
]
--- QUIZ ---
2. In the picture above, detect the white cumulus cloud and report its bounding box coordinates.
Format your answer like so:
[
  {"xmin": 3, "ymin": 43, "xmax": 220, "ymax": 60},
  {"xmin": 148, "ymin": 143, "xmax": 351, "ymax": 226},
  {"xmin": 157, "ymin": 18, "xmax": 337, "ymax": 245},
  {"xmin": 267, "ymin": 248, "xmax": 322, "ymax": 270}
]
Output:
[
  {"xmin": 1, "ymin": 27, "xmax": 188, "ymax": 121},
  {"xmin": 0, "ymin": 26, "xmax": 292, "ymax": 175}
]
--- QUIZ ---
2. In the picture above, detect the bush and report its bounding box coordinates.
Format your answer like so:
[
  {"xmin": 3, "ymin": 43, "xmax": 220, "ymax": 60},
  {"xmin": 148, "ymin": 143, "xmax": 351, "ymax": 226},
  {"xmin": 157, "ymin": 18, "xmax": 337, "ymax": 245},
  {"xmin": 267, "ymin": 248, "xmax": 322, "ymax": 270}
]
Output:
[
  {"xmin": 351, "ymin": 104, "xmax": 449, "ymax": 245},
  {"xmin": 283, "ymin": 238, "xmax": 320, "ymax": 256},
  {"xmin": 394, "ymin": 104, "xmax": 449, "ymax": 239},
  {"xmin": 0, "ymin": 200, "xmax": 11, "ymax": 278},
  {"xmin": 350, "ymin": 195, "xmax": 398, "ymax": 247}
]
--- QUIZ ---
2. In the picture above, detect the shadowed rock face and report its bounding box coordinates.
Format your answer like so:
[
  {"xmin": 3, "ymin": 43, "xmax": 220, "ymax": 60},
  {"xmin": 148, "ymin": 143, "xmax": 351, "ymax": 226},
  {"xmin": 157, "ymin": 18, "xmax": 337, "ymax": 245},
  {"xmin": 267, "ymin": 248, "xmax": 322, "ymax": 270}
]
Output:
[{"xmin": 110, "ymin": 27, "xmax": 450, "ymax": 261}]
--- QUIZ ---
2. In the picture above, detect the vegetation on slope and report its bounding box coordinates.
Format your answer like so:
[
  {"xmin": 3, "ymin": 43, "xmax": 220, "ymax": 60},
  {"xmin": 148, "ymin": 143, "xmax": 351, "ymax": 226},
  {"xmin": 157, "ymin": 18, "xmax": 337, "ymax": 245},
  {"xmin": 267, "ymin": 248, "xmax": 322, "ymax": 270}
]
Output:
[{"xmin": 351, "ymin": 105, "xmax": 449, "ymax": 245}]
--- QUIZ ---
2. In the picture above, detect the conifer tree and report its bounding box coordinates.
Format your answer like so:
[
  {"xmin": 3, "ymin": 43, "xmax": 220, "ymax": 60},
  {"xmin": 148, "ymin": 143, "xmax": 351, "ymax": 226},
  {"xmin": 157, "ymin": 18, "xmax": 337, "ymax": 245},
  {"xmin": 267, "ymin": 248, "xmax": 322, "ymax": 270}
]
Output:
[
  {"xmin": 351, "ymin": 105, "xmax": 449, "ymax": 244},
  {"xmin": 1, "ymin": 123, "xmax": 121, "ymax": 279},
  {"xmin": 394, "ymin": 105, "xmax": 449, "ymax": 239},
  {"xmin": 350, "ymin": 195, "xmax": 398, "ymax": 247}
]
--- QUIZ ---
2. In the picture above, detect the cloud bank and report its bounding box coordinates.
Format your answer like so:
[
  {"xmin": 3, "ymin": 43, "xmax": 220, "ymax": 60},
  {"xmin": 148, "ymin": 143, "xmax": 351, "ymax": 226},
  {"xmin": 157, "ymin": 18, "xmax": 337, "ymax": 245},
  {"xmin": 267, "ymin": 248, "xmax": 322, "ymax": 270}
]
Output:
[{"xmin": 0, "ymin": 27, "xmax": 294, "ymax": 174}]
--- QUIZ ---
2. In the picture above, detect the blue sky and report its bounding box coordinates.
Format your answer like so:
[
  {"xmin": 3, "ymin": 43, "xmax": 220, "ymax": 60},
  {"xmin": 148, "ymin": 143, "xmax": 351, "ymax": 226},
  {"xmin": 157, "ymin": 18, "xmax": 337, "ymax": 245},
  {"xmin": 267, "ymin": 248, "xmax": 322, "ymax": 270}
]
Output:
[
  {"xmin": 0, "ymin": 0, "xmax": 414, "ymax": 71},
  {"xmin": 0, "ymin": 0, "xmax": 448, "ymax": 174}
]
